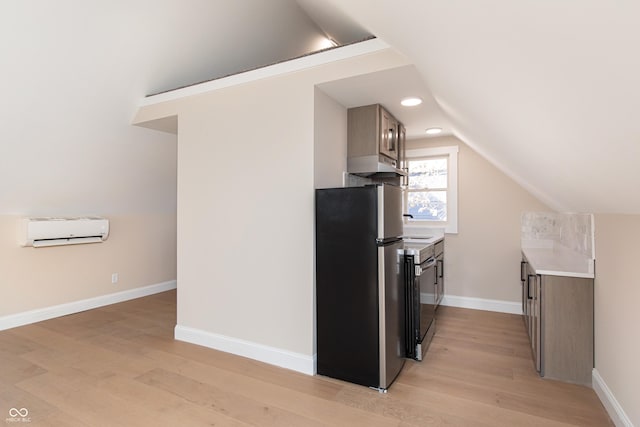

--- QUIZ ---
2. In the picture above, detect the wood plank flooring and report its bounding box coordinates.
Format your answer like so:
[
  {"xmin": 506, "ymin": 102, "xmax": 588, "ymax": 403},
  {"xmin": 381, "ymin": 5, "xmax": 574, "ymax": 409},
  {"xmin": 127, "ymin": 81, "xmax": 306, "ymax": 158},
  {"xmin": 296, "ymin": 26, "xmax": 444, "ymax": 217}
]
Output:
[{"xmin": 0, "ymin": 291, "xmax": 612, "ymax": 426}]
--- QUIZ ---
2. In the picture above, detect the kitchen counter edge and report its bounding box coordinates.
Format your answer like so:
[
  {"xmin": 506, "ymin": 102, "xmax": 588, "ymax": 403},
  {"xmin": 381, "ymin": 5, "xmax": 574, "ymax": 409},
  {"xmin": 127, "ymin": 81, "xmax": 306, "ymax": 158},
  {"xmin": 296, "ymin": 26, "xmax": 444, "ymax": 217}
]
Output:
[{"xmin": 521, "ymin": 247, "xmax": 594, "ymax": 279}]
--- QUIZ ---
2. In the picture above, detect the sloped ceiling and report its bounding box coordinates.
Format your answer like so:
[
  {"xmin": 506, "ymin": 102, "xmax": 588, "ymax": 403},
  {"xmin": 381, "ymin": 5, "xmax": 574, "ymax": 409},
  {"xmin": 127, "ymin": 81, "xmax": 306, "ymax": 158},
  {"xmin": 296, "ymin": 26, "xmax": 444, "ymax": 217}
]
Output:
[
  {"xmin": 0, "ymin": 0, "xmax": 327, "ymax": 215},
  {"xmin": 5, "ymin": 1, "xmax": 638, "ymax": 215},
  {"xmin": 313, "ymin": 1, "xmax": 640, "ymax": 214}
]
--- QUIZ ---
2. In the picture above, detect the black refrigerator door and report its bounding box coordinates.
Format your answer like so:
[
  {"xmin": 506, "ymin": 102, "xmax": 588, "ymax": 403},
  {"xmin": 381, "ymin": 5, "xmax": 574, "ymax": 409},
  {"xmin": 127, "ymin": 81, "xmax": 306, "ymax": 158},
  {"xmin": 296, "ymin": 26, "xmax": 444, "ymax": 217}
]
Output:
[
  {"xmin": 315, "ymin": 186, "xmax": 380, "ymax": 387},
  {"xmin": 315, "ymin": 185, "xmax": 405, "ymax": 390}
]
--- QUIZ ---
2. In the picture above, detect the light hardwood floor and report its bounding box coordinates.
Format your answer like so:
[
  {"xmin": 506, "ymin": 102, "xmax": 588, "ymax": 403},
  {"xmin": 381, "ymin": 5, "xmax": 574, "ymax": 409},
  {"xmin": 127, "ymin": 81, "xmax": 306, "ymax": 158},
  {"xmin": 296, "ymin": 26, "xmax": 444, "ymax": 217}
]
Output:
[{"xmin": 0, "ymin": 290, "xmax": 612, "ymax": 426}]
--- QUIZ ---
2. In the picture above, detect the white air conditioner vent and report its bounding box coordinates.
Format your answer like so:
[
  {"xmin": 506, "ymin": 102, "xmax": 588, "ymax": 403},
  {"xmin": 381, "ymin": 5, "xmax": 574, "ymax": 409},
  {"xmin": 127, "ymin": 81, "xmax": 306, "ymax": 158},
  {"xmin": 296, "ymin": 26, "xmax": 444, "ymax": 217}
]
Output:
[{"xmin": 19, "ymin": 217, "xmax": 110, "ymax": 247}]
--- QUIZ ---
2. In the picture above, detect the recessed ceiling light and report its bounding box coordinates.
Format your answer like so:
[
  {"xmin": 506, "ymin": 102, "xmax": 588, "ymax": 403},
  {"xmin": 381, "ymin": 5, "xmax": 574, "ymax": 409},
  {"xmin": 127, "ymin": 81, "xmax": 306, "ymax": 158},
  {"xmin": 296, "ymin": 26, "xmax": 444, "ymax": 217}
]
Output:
[
  {"xmin": 401, "ymin": 97, "xmax": 423, "ymax": 107},
  {"xmin": 425, "ymin": 127, "xmax": 443, "ymax": 135}
]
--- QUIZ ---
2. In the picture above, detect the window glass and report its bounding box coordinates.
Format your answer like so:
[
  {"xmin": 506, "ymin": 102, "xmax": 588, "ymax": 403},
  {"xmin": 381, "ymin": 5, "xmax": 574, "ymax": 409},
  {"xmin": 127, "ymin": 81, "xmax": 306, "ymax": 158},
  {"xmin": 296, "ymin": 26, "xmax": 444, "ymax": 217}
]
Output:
[
  {"xmin": 406, "ymin": 156, "xmax": 448, "ymax": 221},
  {"xmin": 407, "ymin": 190, "xmax": 447, "ymax": 220},
  {"xmin": 404, "ymin": 145, "xmax": 458, "ymax": 234},
  {"xmin": 408, "ymin": 158, "xmax": 447, "ymax": 189}
]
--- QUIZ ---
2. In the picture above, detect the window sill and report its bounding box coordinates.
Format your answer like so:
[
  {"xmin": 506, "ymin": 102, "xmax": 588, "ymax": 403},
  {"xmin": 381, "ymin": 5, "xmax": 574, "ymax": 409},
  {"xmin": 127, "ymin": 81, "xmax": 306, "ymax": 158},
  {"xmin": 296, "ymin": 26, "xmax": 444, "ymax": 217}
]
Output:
[{"xmin": 404, "ymin": 220, "xmax": 457, "ymax": 235}]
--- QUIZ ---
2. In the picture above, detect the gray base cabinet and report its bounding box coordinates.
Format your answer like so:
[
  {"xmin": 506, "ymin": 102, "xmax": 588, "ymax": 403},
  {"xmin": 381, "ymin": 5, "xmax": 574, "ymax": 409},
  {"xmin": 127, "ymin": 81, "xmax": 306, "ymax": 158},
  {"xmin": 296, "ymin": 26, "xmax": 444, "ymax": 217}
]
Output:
[
  {"xmin": 521, "ymin": 256, "xmax": 594, "ymax": 386},
  {"xmin": 435, "ymin": 239, "xmax": 444, "ymax": 306}
]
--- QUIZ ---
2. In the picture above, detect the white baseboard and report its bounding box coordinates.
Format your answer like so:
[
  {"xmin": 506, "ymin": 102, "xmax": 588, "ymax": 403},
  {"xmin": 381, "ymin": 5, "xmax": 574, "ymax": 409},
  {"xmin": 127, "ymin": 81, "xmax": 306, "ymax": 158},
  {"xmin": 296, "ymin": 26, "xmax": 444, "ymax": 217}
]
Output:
[
  {"xmin": 0, "ymin": 280, "xmax": 177, "ymax": 331},
  {"xmin": 174, "ymin": 325, "xmax": 316, "ymax": 376},
  {"xmin": 440, "ymin": 294, "xmax": 522, "ymax": 315},
  {"xmin": 592, "ymin": 368, "xmax": 634, "ymax": 427}
]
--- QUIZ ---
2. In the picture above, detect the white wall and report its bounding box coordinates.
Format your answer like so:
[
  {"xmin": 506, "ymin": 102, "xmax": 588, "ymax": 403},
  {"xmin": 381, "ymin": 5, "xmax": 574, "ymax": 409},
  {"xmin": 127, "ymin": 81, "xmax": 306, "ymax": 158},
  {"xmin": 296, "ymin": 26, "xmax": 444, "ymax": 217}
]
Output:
[
  {"xmin": 313, "ymin": 88, "xmax": 348, "ymax": 189},
  {"xmin": 0, "ymin": 214, "xmax": 176, "ymax": 322},
  {"xmin": 0, "ymin": 0, "xmax": 327, "ymax": 216},
  {"xmin": 134, "ymin": 43, "xmax": 410, "ymax": 372},
  {"xmin": 175, "ymin": 79, "xmax": 316, "ymax": 356},
  {"xmin": 0, "ymin": 1, "xmax": 328, "ymax": 323},
  {"xmin": 312, "ymin": 86, "xmax": 348, "ymax": 355},
  {"xmin": 406, "ymin": 136, "xmax": 548, "ymax": 306},
  {"xmin": 593, "ymin": 214, "xmax": 640, "ymax": 426}
]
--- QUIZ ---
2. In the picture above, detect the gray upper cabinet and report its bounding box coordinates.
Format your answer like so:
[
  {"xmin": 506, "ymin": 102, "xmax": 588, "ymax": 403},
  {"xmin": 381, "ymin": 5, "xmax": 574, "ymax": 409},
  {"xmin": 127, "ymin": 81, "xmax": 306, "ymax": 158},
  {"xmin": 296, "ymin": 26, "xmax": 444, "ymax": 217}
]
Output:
[
  {"xmin": 348, "ymin": 104, "xmax": 397, "ymax": 160},
  {"xmin": 378, "ymin": 106, "xmax": 398, "ymax": 161},
  {"xmin": 347, "ymin": 104, "xmax": 406, "ymax": 177},
  {"xmin": 398, "ymin": 123, "xmax": 407, "ymax": 186}
]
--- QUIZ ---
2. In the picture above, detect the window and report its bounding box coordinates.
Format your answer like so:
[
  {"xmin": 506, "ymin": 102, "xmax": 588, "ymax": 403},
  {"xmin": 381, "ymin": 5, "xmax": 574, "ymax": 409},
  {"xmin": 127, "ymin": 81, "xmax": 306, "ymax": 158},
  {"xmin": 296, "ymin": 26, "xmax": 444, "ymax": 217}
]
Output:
[
  {"xmin": 404, "ymin": 146, "xmax": 458, "ymax": 233},
  {"xmin": 406, "ymin": 157, "xmax": 448, "ymax": 220}
]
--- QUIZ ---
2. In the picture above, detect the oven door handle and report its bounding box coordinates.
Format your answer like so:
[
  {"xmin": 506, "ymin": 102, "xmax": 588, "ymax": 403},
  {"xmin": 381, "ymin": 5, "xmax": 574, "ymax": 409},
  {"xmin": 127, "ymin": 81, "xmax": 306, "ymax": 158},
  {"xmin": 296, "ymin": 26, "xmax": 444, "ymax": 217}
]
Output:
[{"xmin": 416, "ymin": 258, "xmax": 436, "ymax": 275}]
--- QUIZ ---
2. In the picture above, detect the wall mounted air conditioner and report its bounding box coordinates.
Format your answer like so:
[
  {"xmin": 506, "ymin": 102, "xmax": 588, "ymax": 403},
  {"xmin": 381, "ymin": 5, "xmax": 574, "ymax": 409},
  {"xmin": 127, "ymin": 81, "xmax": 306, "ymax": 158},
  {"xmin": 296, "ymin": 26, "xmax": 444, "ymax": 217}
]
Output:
[{"xmin": 19, "ymin": 217, "xmax": 110, "ymax": 247}]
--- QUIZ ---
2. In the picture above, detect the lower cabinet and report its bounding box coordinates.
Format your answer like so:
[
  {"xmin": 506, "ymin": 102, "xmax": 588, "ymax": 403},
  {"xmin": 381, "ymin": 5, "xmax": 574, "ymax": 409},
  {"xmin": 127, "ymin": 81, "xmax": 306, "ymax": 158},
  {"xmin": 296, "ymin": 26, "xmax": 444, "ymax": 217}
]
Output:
[
  {"xmin": 434, "ymin": 239, "xmax": 444, "ymax": 307},
  {"xmin": 520, "ymin": 255, "xmax": 594, "ymax": 386}
]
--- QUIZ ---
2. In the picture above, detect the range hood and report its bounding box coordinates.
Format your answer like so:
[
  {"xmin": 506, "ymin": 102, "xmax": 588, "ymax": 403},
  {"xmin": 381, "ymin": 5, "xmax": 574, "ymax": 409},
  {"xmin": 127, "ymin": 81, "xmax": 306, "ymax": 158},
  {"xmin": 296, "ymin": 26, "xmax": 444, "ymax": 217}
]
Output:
[{"xmin": 347, "ymin": 154, "xmax": 407, "ymax": 177}]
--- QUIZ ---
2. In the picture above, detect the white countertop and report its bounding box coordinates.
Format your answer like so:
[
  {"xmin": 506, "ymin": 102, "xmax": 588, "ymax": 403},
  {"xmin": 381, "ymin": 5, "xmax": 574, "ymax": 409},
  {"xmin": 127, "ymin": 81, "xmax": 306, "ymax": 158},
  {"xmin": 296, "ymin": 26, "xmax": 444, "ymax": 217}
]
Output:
[
  {"xmin": 403, "ymin": 229, "xmax": 445, "ymax": 245},
  {"xmin": 521, "ymin": 245, "xmax": 594, "ymax": 279}
]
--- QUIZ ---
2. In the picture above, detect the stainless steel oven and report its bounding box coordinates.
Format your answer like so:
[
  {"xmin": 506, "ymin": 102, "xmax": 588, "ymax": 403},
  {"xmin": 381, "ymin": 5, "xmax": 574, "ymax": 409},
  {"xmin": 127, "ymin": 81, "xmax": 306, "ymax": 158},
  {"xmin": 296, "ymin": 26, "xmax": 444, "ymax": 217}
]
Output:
[{"xmin": 404, "ymin": 242, "xmax": 436, "ymax": 361}]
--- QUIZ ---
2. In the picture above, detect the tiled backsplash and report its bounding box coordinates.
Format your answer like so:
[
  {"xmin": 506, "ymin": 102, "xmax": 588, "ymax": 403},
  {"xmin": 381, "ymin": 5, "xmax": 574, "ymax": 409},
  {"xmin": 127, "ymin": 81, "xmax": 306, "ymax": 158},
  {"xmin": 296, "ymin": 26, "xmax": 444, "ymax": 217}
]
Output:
[{"xmin": 522, "ymin": 212, "xmax": 594, "ymax": 258}]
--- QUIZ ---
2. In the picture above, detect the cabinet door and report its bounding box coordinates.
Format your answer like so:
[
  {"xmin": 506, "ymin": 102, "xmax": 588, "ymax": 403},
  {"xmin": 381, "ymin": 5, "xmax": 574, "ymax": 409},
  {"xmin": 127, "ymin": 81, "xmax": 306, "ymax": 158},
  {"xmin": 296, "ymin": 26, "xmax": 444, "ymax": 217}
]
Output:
[
  {"xmin": 528, "ymin": 275, "xmax": 534, "ymax": 340},
  {"xmin": 525, "ymin": 268, "xmax": 541, "ymax": 373},
  {"xmin": 526, "ymin": 267, "xmax": 542, "ymax": 372},
  {"xmin": 379, "ymin": 108, "xmax": 398, "ymax": 161},
  {"xmin": 531, "ymin": 274, "xmax": 541, "ymax": 372},
  {"xmin": 524, "ymin": 271, "xmax": 533, "ymax": 332},
  {"xmin": 436, "ymin": 253, "xmax": 444, "ymax": 306},
  {"xmin": 541, "ymin": 275, "xmax": 594, "ymax": 385},
  {"xmin": 520, "ymin": 260, "xmax": 527, "ymax": 316},
  {"xmin": 398, "ymin": 124, "xmax": 407, "ymax": 185}
]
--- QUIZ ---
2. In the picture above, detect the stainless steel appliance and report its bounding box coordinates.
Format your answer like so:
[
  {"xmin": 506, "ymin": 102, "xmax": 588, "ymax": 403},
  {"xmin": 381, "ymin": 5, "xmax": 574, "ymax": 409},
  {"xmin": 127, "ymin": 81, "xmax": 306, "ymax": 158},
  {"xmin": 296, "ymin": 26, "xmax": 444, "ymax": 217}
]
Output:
[
  {"xmin": 403, "ymin": 242, "xmax": 436, "ymax": 360},
  {"xmin": 315, "ymin": 183, "xmax": 405, "ymax": 392}
]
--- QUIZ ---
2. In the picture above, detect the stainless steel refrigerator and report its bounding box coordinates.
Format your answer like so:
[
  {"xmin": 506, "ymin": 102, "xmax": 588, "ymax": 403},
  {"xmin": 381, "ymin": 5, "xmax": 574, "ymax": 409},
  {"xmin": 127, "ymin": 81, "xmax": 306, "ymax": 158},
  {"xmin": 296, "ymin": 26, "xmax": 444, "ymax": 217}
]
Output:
[{"xmin": 315, "ymin": 183, "xmax": 405, "ymax": 391}]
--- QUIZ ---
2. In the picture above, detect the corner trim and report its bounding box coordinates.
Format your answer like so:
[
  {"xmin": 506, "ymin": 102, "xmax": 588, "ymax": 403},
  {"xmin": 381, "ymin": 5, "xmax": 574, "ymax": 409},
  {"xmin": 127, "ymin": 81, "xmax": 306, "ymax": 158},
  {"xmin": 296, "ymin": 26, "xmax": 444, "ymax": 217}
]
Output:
[
  {"xmin": 174, "ymin": 325, "xmax": 316, "ymax": 376},
  {"xmin": 0, "ymin": 280, "xmax": 177, "ymax": 331},
  {"xmin": 440, "ymin": 294, "xmax": 522, "ymax": 315},
  {"xmin": 592, "ymin": 368, "xmax": 634, "ymax": 427}
]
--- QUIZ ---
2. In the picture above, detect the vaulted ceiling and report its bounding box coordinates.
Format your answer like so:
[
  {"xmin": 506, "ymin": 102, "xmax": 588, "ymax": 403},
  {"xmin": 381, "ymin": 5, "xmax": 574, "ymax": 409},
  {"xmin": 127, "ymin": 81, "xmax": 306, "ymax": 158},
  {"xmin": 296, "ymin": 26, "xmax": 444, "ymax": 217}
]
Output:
[
  {"xmin": 3, "ymin": 1, "xmax": 638, "ymax": 215},
  {"xmin": 303, "ymin": 1, "xmax": 640, "ymax": 214},
  {"xmin": 0, "ymin": 0, "xmax": 327, "ymax": 215}
]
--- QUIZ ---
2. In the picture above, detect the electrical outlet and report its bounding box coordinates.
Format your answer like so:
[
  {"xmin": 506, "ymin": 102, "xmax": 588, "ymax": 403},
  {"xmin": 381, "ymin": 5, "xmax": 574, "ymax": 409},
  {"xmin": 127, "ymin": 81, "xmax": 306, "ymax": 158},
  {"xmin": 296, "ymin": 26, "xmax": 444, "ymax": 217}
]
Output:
[{"xmin": 111, "ymin": 273, "xmax": 119, "ymax": 284}]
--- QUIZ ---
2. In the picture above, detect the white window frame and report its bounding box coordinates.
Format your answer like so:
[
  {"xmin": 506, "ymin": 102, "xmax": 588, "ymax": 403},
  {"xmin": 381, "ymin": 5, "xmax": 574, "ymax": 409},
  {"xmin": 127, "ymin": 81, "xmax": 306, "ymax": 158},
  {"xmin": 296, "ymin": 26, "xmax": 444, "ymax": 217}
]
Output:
[{"xmin": 404, "ymin": 146, "xmax": 458, "ymax": 234}]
